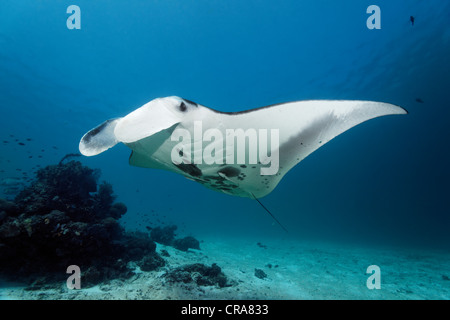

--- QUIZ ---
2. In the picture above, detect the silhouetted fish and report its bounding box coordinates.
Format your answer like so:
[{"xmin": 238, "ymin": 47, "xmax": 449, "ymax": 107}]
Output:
[
  {"xmin": 3, "ymin": 187, "xmax": 21, "ymax": 195},
  {"xmin": 410, "ymin": 16, "xmax": 415, "ymax": 26},
  {"xmin": 0, "ymin": 177, "xmax": 24, "ymax": 187},
  {"xmin": 415, "ymin": 98, "xmax": 424, "ymax": 103}
]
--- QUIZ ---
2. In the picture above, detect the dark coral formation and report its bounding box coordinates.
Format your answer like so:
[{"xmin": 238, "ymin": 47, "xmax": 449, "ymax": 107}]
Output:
[
  {"xmin": 150, "ymin": 225, "xmax": 178, "ymax": 245},
  {"xmin": 256, "ymin": 242, "xmax": 267, "ymax": 249},
  {"xmin": 150, "ymin": 224, "xmax": 201, "ymax": 252},
  {"xmin": 137, "ymin": 253, "xmax": 166, "ymax": 272},
  {"xmin": 164, "ymin": 263, "xmax": 229, "ymax": 288},
  {"xmin": 173, "ymin": 236, "xmax": 200, "ymax": 252},
  {"xmin": 0, "ymin": 160, "xmax": 164, "ymax": 287},
  {"xmin": 254, "ymin": 268, "xmax": 267, "ymax": 280}
]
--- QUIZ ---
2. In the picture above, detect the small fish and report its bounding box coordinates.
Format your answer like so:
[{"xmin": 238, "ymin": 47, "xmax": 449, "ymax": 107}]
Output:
[
  {"xmin": 2, "ymin": 141, "xmax": 8, "ymax": 143},
  {"xmin": 415, "ymin": 98, "xmax": 424, "ymax": 103},
  {"xmin": 3, "ymin": 187, "xmax": 21, "ymax": 195},
  {"xmin": 1, "ymin": 177, "xmax": 24, "ymax": 187},
  {"xmin": 410, "ymin": 16, "xmax": 415, "ymax": 26},
  {"xmin": 26, "ymin": 138, "xmax": 32, "ymax": 141},
  {"xmin": 18, "ymin": 142, "xmax": 25, "ymax": 146}
]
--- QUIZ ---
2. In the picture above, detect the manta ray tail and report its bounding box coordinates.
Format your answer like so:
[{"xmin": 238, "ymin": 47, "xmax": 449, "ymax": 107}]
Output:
[{"xmin": 251, "ymin": 193, "xmax": 288, "ymax": 233}]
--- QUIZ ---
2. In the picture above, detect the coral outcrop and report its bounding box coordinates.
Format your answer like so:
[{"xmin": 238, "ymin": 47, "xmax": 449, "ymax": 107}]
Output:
[
  {"xmin": 164, "ymin": 263, "xmax": 229, "ymax": 288},
  {"xmin": 0, "ymin": 160, "xmax": 164, "ymax": 287},
  {"xmin": 150, "ymin": 225, "xmax": 201, "ymax": 252}
]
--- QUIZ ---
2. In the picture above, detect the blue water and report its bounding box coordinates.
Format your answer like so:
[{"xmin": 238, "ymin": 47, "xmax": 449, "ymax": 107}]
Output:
[{"xmin": 1, "ymin": 0, "xmax": 449, "ymax": 248}]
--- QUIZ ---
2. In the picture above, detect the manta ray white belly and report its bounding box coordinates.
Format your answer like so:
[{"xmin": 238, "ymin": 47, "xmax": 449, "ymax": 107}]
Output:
[{"xmin": 79, "ymin": 96, "xmax": 407, "ymax": 199}]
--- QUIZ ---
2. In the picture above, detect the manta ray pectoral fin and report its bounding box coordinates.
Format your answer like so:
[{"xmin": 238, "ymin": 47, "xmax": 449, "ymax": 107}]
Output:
[
  {"xmin": 276, "ymin": 100, "xmax": 408, "ymax": 175},
  {"xmin": 114, "ymin": 98, "xmax": 182, "ymax": 143},
  {"xmin": 79, "ymin": 118, "xmax": 121, "ymax": 156}
]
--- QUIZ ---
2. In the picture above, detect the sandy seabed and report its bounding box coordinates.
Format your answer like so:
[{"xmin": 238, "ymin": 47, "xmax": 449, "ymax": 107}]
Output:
[{"xmin": 1, "ymin": 236, "xmax": 449, "ymax": 300}]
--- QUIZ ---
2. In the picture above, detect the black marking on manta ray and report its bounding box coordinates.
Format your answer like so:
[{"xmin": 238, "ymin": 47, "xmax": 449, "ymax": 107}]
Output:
[
  {"xmin": 211, "ymin": 176, "xmax": 223, "ymax": 180},
  {"xmin": 175, "ymin": 163, "xmax": 202, "ymax": 177},
  {"xmin": 218, "ymin": 166, "xmax": 240, "ymax": 177},
  {"xmin": 182, "ymin": 98, "xmax": 198, "ymax": 107},
  {"xmin": 204, "ymin": 100, "xmax": 304, "ymax": 115},
  {"xmin": 198, "ymin": 99, "xmax": 409, "ymax": 115},
  {"xmin": 191, "ymin": 173, "xmax": 240, "ymax": 192},
  {"xmin": 83, "ymin": 119, "xmax": 117, "ymax": 143}
]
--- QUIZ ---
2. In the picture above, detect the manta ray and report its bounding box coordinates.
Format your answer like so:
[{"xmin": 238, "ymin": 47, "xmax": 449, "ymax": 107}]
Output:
[{"xmin": 79, "ymin": 96, "xmax": 406, "ymax": 199}]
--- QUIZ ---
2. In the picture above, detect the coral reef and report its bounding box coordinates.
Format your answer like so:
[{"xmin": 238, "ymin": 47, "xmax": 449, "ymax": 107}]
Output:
[
  {"xmin": 173, "ymin": 236, "xmax": 200, "ymax": 252},
  {"xmin": 150, "ymin": 224, "xmax": 201, "ymax": 252},
  {"xmin": 0, "ymin": 160, "xmax": 164, "ymax": 287},
  {"xmin": 150, "ymin": 225, "xmax": 178, "ymax": 246},
  {"xmin": 164, "ymin": 263, "xmax": 229, "ymax": 288},
  {"xmin": 256, "ymin": 242, "xmax": 267, "ymax": 249},
  {"xmin": 254, "ymin": 268, "xmax": 267, "ymax": 280}
]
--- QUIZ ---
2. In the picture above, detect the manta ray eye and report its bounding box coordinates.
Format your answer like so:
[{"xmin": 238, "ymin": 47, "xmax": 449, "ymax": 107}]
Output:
[{"xmin": 179, "ymin": 102, "xmax": 187, "ymax": 112}]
